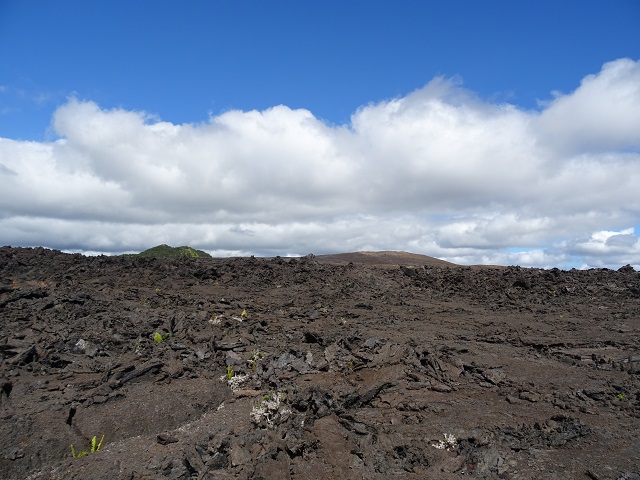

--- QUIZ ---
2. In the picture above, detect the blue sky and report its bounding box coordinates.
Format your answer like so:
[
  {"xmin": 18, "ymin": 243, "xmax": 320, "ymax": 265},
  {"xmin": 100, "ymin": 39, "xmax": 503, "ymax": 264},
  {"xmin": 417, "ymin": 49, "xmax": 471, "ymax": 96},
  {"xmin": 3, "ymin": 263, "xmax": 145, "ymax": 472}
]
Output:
[{"xmin": 1, "ymin": 1, "xmax": 639, "ymax": 268}]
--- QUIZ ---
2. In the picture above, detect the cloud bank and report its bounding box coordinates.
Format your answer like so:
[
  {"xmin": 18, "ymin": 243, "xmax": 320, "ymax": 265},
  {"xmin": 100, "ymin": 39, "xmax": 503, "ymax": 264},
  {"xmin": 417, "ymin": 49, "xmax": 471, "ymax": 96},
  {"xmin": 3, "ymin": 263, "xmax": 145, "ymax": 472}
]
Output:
[{"xmin": 1, "ymin": 59, "xmax": 639, "ymax": 268}]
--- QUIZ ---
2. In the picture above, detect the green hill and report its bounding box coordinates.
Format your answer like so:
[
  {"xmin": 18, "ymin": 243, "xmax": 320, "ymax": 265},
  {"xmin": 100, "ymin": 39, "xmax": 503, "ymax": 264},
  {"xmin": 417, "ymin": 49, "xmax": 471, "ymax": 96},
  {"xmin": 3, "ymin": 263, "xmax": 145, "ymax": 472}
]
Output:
[{"xmin": 135, "ymin": 244, "xmax": 212, "ymax": 259}]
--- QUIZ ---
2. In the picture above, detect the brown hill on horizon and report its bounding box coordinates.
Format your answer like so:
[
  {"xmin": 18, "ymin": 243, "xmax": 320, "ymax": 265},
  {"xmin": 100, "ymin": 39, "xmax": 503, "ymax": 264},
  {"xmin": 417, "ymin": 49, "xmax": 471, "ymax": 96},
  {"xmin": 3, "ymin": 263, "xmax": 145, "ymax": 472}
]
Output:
[{"xmin": 315, "ymin": 250, "xmax": 459, "ymax": 268}]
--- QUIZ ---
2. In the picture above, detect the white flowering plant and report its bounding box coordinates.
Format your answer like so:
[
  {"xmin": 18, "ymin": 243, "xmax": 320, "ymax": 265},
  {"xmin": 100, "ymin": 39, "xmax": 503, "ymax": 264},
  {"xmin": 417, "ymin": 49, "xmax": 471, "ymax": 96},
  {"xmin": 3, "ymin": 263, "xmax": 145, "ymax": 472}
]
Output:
[
  {"xmin": 220, "ymin": 365, "xmax": 249, "ymax": 392},
  {"xmin": 250, "ymin": 392, "xmax": 291, "ymax": 428},
  {"xmin": 432, "ymin": 433, "xmax": 459, "ymax": 451}
]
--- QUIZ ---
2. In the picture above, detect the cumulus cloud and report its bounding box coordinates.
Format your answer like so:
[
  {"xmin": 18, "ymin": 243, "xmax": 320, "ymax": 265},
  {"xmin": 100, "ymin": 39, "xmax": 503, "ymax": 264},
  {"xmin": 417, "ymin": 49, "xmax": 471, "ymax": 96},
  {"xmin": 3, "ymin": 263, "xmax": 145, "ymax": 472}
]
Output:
[
  {"xmin": 1, "ymin": 58, "xmax": 639, "ymax": 269},
  {"xmin": 568, "ymin": 228, "xmax": 640, "ymax": 269},
  {"xmin": 536, "ymin": 59, "xmax": 640, "ymax": 155}
]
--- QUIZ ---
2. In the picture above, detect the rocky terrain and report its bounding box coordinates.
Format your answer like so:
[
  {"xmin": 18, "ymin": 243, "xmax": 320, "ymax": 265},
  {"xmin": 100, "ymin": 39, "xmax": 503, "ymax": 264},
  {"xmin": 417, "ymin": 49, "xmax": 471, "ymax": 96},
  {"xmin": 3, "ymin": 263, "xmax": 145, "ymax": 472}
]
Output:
[{"xmin": 1, "ymin": 246, "xmax": 639, "ymax": 479}]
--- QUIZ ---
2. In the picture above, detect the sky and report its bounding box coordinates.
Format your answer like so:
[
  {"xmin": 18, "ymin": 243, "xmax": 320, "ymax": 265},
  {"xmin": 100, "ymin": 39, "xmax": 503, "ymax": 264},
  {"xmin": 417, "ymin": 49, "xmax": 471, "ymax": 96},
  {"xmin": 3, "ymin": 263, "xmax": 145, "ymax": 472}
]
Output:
[{"xmin": 1, "ymin": 1, "xmax": 640, "ymax": 269}]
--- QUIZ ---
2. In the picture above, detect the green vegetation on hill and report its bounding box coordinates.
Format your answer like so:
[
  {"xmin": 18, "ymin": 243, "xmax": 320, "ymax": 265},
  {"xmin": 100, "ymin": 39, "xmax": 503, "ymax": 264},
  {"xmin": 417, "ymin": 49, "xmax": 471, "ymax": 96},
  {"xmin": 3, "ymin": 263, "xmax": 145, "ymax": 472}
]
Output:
[{"xmin": 135, "ymin": 244, "xmax": 212, "ymax": 259}]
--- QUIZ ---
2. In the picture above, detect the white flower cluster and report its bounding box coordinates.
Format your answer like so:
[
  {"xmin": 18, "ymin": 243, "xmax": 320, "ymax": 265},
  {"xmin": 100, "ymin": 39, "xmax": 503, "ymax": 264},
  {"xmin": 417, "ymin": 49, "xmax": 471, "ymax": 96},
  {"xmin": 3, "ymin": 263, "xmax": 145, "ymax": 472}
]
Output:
[
  {"xmin": 432, "ymin": 433, "xmax": 459, "ymax": 451},
  {"xmin": 219, "ymin": 373, "xmax": 249, "ymax": 392},
  {"xmin": 250, "ymin": 392, "xmax": 291, "ymax": 428}
]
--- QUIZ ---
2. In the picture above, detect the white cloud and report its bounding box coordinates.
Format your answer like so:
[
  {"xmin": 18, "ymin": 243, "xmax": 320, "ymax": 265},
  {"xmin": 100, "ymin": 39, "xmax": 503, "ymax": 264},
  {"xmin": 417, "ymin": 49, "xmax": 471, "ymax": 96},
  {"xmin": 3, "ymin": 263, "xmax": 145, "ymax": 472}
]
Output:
[
  {"xmin": 568, "ymin": 227, "xmax": 640, "ymax": 269},
  {"xmin": 1, "ymin": 58, "xmax": 639, "ymax": 269},
  {"xmin": 536, "ymin": 59, "xmax": 640, "ymax": 155}
]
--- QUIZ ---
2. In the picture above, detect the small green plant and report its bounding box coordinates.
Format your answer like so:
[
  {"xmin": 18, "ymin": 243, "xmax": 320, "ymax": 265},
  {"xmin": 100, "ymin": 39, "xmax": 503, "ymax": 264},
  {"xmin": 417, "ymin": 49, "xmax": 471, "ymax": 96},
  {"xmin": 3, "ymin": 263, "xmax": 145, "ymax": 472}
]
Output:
[
  {"xmin": 70, "ymin": 434, "xmax": 104, "ymax": 458},
  {"xmin": 231, "ymin": 309, "xmax": 249, "ymax": 322},
  {"xmin": 154, "ymin": 332, "xmax": 170, "ymax": 343},
  {"xmin": 248, "ymin": 349, "xmax": 265, "ymax": 372},
  {"xmin": 227, "ymin": 364, "xmax": 234, "ymax": 380},
  {"xmin": 617, "ymin": 393, "xmax": 624, "ymax": 400}
]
